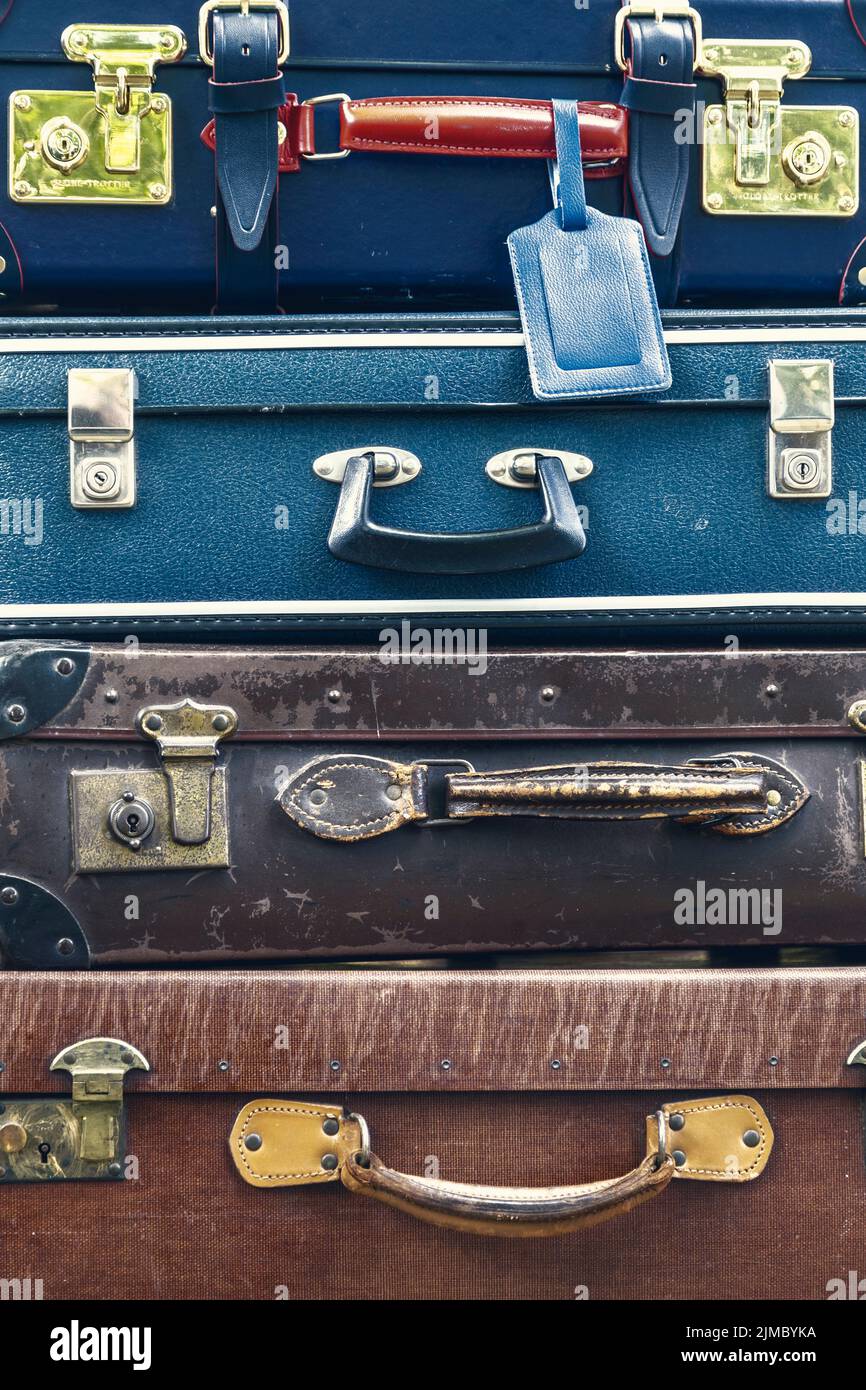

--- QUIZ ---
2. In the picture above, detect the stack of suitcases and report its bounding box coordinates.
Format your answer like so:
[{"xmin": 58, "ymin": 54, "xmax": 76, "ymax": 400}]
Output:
[{"xmin": 2, "ymin": 0, "xmax": 866, "ymax": 1313}]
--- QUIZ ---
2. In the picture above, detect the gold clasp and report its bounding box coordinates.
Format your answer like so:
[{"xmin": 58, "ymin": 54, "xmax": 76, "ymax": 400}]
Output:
[{"xmin": 9, "ymin": 24, "xmax": 186, "ymax": 205}]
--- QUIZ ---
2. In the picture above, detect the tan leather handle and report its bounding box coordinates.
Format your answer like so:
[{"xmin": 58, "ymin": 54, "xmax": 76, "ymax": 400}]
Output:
[{"xmin": 229, "ymin": 1097, "xmax": 774, "ymax": 1239}]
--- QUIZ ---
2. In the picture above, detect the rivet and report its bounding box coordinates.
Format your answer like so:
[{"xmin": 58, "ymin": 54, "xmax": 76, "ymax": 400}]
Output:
[
  {"xmin": 244, "ymin": 1133, "xmax": 263, "ymax": 1152},
  {"xmin": 440, "ymin": 1058, "xmax": 453, "ymax": 1071},
  {"xmin": 669, "ymin": 1112, "xmax": 685, "ymax": 1131},
  {"xmin": 706, "ymin": 107, "xmax": 723, "ymax": 125},
  {"xmin": 765, "ymin": 683, "xmax": 780, "ymax": 698},
  {"xmin": 56, "ymin": 938, "xmax": 75, "ymax": 956},
  {"xmin": 309, "ymin": 788, "xmax": 327, "ymax": 807},
  {"xmin": 120, "ymin": 1052, "xmax": 135, "ymax": 1065},
  {"xmin": 108, "ymin": 1162, "xmax": 123, "ymax": 1178},
  {"xmin": 317, "ymin": 461, "xmax": 332, "ymax": 475},
  {"xmin": 707, "ymin": 193, "xmax": 723, "ymax": 210},
  {"xmin": 212, "ymin": 713, "xmax": 230, "ymax": 732},
  {"xmin": 385, "ymin": 784, "xmax": 402, "ymax": 801},
  {"xmin": 217, "ymin": 1060, "xmax": 230, "ymax": 1072},
  {"xmin": 321, "ymin": 1153, "xmax": 338, "ymax": 1171},
  {"xmin": 769, "ymin": 1055, "xmax": 779, "ymax": 1067},
  {"xmin": 660, "ymin": 1057, "xmax": 671, "ymax": 1070},
  {"xmin": 14, "ymin": 181, "xmax": 35, "ymax": 198},
  {"xmin": 766, "ymin": 789, "xmax": 781, "ymax": 807},
  {"xmin": 55, "ymin": 657, "xmax": 75, "ymax": 676},
  {"xmin": 787, "ymin": 47, "xmax": 803, "ymax": 64},
  {"xmin": 6, "ymin": 705, "xmax": 26, "ymax": 724},
  {"xmin": 550, "ymin": 1059, "xmax": 562, "ymax": 1070},
  {"xmin": 326, "ymin": 689, "xmax": 342, "ymax": 704},
  {"xmin": 839, "ymin": 110, "xmax": 855, "ymax": 127},
  {"xmin": 743, "ymin": 1129, "xmax": 761, "ymax": 1148},
  {"xmin": 149, "ymin": 183, "xmax": 167, "ymax": 200},
  {"xmin": 329, "ymin": 1059, "xmax": 341, "ymax": 1072},
  {"xmin": 160, "ymin": 32, "xmax": 176, "ymax": 48},
  {"xmin": 63, "ymin": 1054, "xmax": 76, "ymax": 1066},
  {"xmin": 703, "ymin": 46, "xmax": 718, "ymax": 62},
  {"xmin": 0, "ymin": 257, "xmax": 5, "ymax": 275},
  {"xmin": 13, "ymin": 94, "xmax": 32, "ymax": 111},
  {"xmin": 672, "ymin": 1149, "xmax": 686, "ymax": 1167},
  {"xmin": 840, "ymin": 195, "xmax": 855, "ymax": 212},
  {"xmin": 322, "ymin": 1117, "xmax": 340, "ymax": 1136},
  {"xmin": 540, "ymin": 686, "xmax": 557, "ymax": 703},
  {"xmin": 105, "ymin": 688, "xmax": 119, "ymax": 703},
  {"xmin": 210, "ymin": 206, "xmax": 217, "ymax": 218},
  {"xmin": 151, "ymin": 96, "xmax": 167, "ymax": 113},
  {"xmin": 0, "ymin": 887, "xmax": 19, "ymax": 906}
]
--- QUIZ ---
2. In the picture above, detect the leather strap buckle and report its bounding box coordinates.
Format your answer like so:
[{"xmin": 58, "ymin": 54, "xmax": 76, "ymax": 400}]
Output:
[
  {"xmin": 301, "ymin": 93, "xmax": 352, "ymax": 161},
  {"xmin": 198, "ymin": 0, "xmax": 290, "ymax": 66},
  {"xmin": 614, "ymin": 1, "xmax": 703, "ymax": 71}
]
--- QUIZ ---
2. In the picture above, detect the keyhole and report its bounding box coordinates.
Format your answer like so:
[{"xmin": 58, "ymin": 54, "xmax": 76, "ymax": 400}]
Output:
[
  {"xmin": 38, "ymin": 1142, "xmax": 51, "ymax": 1164},
  {"xmin": 125, "ymin": 812, "xmax": 140, "ymax": 833}
]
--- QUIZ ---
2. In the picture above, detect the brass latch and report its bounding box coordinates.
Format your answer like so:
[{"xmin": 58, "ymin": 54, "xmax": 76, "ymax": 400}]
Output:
[
  {"xmin": 0, "ymin": 1038, "xmax": 148, "ymax": 1183},
  {"xmin": 767, "ymin": 360, "xmax": 834, "ymax": 499},
  {"xmin": 68, "ymin": 368, "xmax": 136, "ymax": 508},
  {"xmin": 70, "ymin": 699, "xmax": 237, "ymax": 873},
  {"xmin": 700, "ymin": 38, "xmax": 858, "ymax": 216},
  {"xmin": 9, "ymin": 24, "xmax": 186, "ymax": 205}
]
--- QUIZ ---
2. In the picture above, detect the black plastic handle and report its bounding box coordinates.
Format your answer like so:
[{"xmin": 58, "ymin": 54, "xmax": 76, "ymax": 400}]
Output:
[{"xmin": 326, "ymin": 453, "xmax": 587, "ymax": 574}]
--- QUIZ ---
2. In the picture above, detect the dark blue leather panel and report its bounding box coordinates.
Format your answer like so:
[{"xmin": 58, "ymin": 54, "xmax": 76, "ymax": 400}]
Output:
[
  {"xmin": 1, "ymin": 311, "xmax": 866, "ymax": 625},
  {"xmin": 5, "ymin": 3, "xmax": 866, "ymax": 308}
]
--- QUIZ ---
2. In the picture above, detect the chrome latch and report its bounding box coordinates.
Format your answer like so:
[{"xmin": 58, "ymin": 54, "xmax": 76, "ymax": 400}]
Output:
[
  {"xmin": 700, "ymin": 40, "xmax": 858, "ymax": 216},
  {"xmin": 0, "ymin": 1038, "xmax": 148, "ymax": 1182},
  {"xmin": 485, "ymin": 448, "xmax": 593, "ymax": 490},
  {"xmin": 69, "ymin": 699, "xmax": 237, "ymax": 873},
  {"xmin": 768, "ymin": 360, "xmax": 834, "ymax": 499},
  {"xmin": 68, "ymin": 368, "xmax": 137, "ymax": 509},
  {"xmin": 9, "ymin": 25, "xmax": 186, "ymax": 205}
]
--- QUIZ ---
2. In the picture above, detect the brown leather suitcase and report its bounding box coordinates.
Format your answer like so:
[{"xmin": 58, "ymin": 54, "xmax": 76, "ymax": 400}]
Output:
[
  {"xmin": 3, "ymin": 640, "xmax": 866, "ymax": 966},
  {"xmin": 1, "ymin": 963, "xmax": 864, "ymax": 1300}
]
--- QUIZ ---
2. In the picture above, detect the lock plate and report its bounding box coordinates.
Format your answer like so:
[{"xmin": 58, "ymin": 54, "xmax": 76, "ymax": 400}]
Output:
[
  {"xmin": 69, "ymin": 698, "xmax": 236, "ymax": 872},
  {"xmin": 9, "ymin": 25, "xmax": 185, "ymax": 205},
  {"xmin": 767, "ymin": 359, "xmax": 834, "ymax": 499},
  {"xmin": 0, "ymin": 1038, "xmax": 148, "ymax": 1183},
  {"xmin": 68, "ymin": 368, "xmax": 136, "ymax": 509},
  {"xmin": 700, "ymin": 40, "xmax": 858, "ymax": 216}
]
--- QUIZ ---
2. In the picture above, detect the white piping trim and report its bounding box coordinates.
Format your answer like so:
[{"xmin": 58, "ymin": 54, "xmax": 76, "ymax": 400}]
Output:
[
  {"xmin": 2, "ymin": 593, "xmax": 866, "ymax": 619},
  {"xmin": 1, "ymin": 326, "xmax": 866, "ymax": 353}
]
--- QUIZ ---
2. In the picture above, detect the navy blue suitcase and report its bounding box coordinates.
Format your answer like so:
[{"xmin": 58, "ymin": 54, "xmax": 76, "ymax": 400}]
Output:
[
  {"xmin": 3, "ymin": 0, "xmax": 866, "ymax": 313},
  {"xmin": 0, "ymin": 306, "xmax": 865, "ymax": 635}
]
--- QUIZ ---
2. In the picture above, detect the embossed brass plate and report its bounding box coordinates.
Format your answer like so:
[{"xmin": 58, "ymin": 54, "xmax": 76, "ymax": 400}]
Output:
[
  {"xmin": 700, "ymin": 40, "xmax": 858, "ymax": 216},
  {"xmin": 0, "ymin": 1038, "xmax": 148, "ymax": 1183},
  {"xmin": 9, "ymin": 25, "xmax": 186, "ymax": 205}
]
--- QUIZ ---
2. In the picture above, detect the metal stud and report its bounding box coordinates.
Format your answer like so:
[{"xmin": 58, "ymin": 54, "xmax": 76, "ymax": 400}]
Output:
[
  {"xmin": 244, "ymin": 1133, "xmax": 263, "ymax": 1152},
  {"xmin": 6, "ymin": 705, "xmax": 26, "ymax": 724},
  {"xmin": 0, "ymin": 887, "xmax": 19, "ymax": 906},
  {"xmin": 669, "ymin": 1113, "xmax": 685, "ymax": 1131},
  {"xmin": 743, "ymin": 1129, "xmax": 761, "ymax": 1148},
  {"xmin": 321, "ymin": 1153, "xmax": 338, "ymax": 1171},
  {"xmin": 55, "ymin": 657, "xmax": 75, "ymax": 676},
  {"xmin": 322, "ymin": 1117, "xmax": 340, "ymax": 1137},
  {"xmin": 672, "ymin": 1149, "xmax": 686, "ymax": 1167}
]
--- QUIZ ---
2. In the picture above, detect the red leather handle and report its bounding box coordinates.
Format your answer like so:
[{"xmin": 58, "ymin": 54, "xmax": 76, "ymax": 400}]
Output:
[
  {"xmin": 340, "ymin": 97, "xmax": 627, "ymax": 171},
  {"xmin": 202, "ymin": 96, "xmax": 627, "ymax": 178}
]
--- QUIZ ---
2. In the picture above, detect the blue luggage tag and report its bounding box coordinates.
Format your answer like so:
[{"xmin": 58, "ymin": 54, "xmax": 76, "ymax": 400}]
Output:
[{"xmin": 507, "ymin": 100, "xmax": 671, "ymax": 402}]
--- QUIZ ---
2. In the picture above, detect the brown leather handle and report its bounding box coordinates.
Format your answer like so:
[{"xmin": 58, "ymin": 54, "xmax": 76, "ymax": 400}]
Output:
[
  {"xmin": 278, "ymin": 752, "xmax": 809, "ymax": 842},
  {"xmin": 338, "ymin": 97, "xmax": 627, "ymax": 172},
  {"xmin": 341, "ymin": 1150, "xmax": 674, "ymax": 1238},
  {"xmin": 229, "ymin": 1096, "xmax": 775, "ymax": 1239},
  {"xmin": 202, "ymin": 97, "xmax": 627, "ymax": 177}
]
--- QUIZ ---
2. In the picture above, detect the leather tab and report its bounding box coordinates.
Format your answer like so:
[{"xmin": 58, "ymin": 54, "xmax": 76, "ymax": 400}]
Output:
[
  {"xmin": 278, "ymin": 755, "xmax": 425, "ymax": 841},
  {"xmin": 621, "ymin": 14, "xmax": 695, "ymax": 257},
  {"xmin": 230, "ymin": 1101, "xmax": 363, "ymax": 1188},
  {"xmin": 647, "ymin": 1097, "xmax": 774, "ymax": 1181}
]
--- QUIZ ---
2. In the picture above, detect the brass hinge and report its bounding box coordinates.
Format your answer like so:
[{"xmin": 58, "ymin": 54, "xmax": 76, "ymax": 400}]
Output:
[
  {"xmin": 0, "ymin": 1038, "xmax": 148, "ymax": 1182},
  {"xmin": 70, "ymin": 699, "xmax": 237, "ymax": 873},
  {"xmin": 9, "ymin": 24, "xmax": 186, "ymax": 205}
]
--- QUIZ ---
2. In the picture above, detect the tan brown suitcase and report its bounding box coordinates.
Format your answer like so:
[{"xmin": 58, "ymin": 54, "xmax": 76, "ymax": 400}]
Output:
[{"xmin": 1, "ymin": 962, "xmax": 865, "ymax": 1301}]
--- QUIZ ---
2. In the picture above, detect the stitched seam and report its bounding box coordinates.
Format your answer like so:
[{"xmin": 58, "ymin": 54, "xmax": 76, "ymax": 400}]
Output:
[
  {"xmin": 236, "ymin": 1103, "xmax": 340, "ymax": 1181},
  {"xmin": 676, "ymin": 1100, "xmax": 768, "ymax": 1176}
]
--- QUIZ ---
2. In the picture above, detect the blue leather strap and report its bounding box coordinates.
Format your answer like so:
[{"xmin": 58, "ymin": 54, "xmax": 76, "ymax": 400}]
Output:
[
  {"xmin": 620, "ymin": 14, "xmax": 695, "ymax": 258},
  {"xmin": 210, "ymin": 8, "xmax": 284, "ymax": 312},
  {"xmin": 550, "ymin": 102, "xmax": 588, "ymax": 231}
]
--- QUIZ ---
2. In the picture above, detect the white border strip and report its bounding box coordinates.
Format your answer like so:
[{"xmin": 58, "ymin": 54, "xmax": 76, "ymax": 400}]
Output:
[
  {"xmin": 1, "ymin": 326, "xmax": 866, "ymax": 353},
  {"xmin": 2, "ymin": 593, "xmax": 866, "ymax": 619}
]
